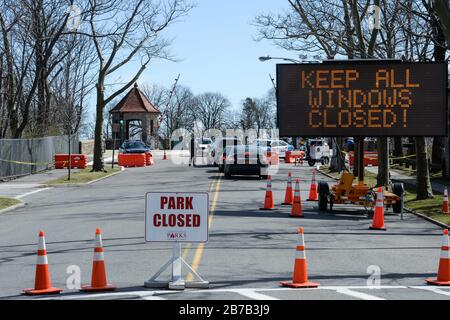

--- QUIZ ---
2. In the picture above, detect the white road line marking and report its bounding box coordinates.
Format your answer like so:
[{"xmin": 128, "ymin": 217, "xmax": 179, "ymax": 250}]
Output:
[
  {"xmin": 410, "ymin": 286, "xmax": 450, "ymax": 296},
  {"xmin": 0, "ymin": 183, "xmax": 42, "ymax": 188},
  {"xmin": 33, "ymin": 290, "xmax": 172, "ymax": 300},
  {"xmin": 14, "ymin": 187, "xmax": 52, "ymax": 199},
  {"xmin": 336, "ymin": 288, "xmax": 385, "ymax": 300},
  {"xmin": 30, "ymin": 285, "xmax": 447, "ymax": 300},
  {"xmin": 233, "ymin": 289, "xmax": 279, "ymax": 300}
]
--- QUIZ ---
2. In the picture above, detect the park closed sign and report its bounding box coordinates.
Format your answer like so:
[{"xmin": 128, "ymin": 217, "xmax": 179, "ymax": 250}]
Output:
[
  {"xmin": 145, "ymin": 192, "xmax": 209, "ymax": 242},
  {"xmin": 276, "ymin": 61, "xmax": 447, "ymax": 137}
]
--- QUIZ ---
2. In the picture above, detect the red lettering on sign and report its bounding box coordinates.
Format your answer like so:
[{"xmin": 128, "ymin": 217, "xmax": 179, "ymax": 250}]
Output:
[
  {"xmin": 193, "ymin": 214, "xmax": 200, "ymax": 227},
  {"xmin": 153, "ymin": 214, "xmax": 161, "ymax": 227},
  {"xmin": 160, "ymin": 197, "xmax": 168, "ymax": 209},
  {"xmin": 160, "ymin": 196, "xmax": 195, "ymax": 210},
  {"xmin": 168, "ymin": 197, "xmax": 176, "ymax": 209},
  {"xmin": 152, "ymin": 214, "xmax": 201, "ymax": 228},
  {"xmin": 186, "ymin": 197, "xmax": 193, "ymax": 210}
]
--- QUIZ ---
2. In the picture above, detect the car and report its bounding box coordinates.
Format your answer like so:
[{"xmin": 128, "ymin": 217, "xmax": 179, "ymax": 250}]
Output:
[
  {"xmin": 196, "ymin": 138, "xmax": 213, "ymax": 156},
  {"xmin": 208, "ymin": 137, "xmax": 243, "ymax": 172},
  {"xmin": 251, "ymin": 139, "xmax": 294, "ymax": 158},
  {"xmin": 306, "ymin": 139, "xmax": 331, "ymax": 166},
  {"xmin": 223, "ymin": 145, "xmax": 270, "ymax": 179},
  {"xmin": 119, "ymin": 140, "xmax": 151, "ymax": 154}
]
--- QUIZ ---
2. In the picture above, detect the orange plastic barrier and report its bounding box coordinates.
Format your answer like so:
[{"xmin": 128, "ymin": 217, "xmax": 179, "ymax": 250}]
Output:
[
  {"xmin": 266, "ymin": 151, "xmax": 279, "ymax": 165},
  {"xmin": 118, "ymin": 153, "xmax": 146, "ymax": 167},
  {"xmin": 54, "ymin": 154, "xmax": 88, "ymax": 169},
  {"xmin": 349, "ymin": 151, "xmax": 378, "ymax": 166},
  {"xmin": 285, "ymin": 151, "xmax": 305, "ymax": 164}
]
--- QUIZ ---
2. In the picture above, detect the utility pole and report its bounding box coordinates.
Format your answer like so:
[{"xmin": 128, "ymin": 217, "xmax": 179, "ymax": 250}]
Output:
[{"xmin": 158, "ymin": 74, "xmax": 181, "ymax": 150}]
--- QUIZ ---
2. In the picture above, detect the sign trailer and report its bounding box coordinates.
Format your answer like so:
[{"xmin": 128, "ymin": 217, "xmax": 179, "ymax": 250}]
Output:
[
  {"xmin": 277, "ymin": 60, "xmax": 448, "ymax": 184},
  {"xmin": 276, "ymin": 60, "xmax": 448, "ymax": 214},
  {"xmin": 144, "ymin": 192, "xmax": 209, "ymax": 290}
]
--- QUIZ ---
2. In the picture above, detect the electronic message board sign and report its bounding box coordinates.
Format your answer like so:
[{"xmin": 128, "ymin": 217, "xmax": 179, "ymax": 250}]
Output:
[{"xmin": 276, "ymin": 61, "xmax": 447, "ymax": 137}]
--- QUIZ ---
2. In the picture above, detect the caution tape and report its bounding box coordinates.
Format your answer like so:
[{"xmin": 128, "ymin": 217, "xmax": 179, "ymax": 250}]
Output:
[
  {"xmin": 389, "ymin": 154, "xmax": 416, "ymax": 161},
  {"xmin": 0, "ymin": 158, "xmax": 52, "ymax": 166}
]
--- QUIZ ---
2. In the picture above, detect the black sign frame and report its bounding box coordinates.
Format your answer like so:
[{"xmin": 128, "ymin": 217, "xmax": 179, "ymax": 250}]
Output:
[{"xmin": 276, "ymin": 60, "xmax": 448, "ymax": 137}]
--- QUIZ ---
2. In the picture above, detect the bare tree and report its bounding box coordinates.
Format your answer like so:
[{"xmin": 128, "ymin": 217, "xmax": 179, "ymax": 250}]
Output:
[
  {"xmin": 193, "ymin": 92, "xmax": 231, "ymax": 132},
  {"xmin": 88, "ymin": 0, "xmax": 194, "ymax": 171},
  {"xmin": 53, "ymin": 33, "xmax": 95, "ymax": 180},
  {"xmin": 164, "ymin": 85, "xmax": 196, "ymax": 141}
]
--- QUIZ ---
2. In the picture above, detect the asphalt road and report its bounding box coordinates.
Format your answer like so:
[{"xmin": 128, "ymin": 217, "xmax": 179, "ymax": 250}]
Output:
[{"xmin": 0, "ymin": 154, "xmax": 449, "ymax": 300}]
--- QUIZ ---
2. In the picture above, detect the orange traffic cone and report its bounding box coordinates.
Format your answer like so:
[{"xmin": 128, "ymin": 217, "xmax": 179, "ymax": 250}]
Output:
[
  {"xmin": 23, "ymin": 231, "xmax": 62, "ymax": 295},
  {"xmin": 81, "ymin": 228, "xmax": 116, "ymax": 292},
  {"xmin": 442, "ymin": 188, "xmax": 449, "ymax": 214},
  {"xmin": 290, "ymin": 179, "xmax": 303, "ymax": 218},
  {"xmin": 149, "ymin": 153, "xmax": 155, "ymax": 165},
  {"xmin": 426, "ymin": 229, "xmax": 450, "ymax": 285},
  {"xmin": 369, "ymin": 187, "xmax": 386, "ymax": 230},
  {"xmin": 260, "ymin": 175, "xmax": 275, "ymax": 210},
  {"xmin": 282, "ymin": 172, "xmax": 294, "ymax": 205},
  {"xmin": 162, "ymin": 150, "xmax": 168, "ymax": 160},
  {"xmin": 280, "ymin": 228, "xmax": 320, "ymax": 288},
  {"xmin": 307, "ymin": 169, "xmax": 318, "ymax": 201}
]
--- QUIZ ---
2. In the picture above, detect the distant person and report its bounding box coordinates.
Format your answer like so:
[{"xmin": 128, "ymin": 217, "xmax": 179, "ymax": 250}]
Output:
[{"xmin": 189, "ymin": 137, "xmax": 195, "ymax": 167}]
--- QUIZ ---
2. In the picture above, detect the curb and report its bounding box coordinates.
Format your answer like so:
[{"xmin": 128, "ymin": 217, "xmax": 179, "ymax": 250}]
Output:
[
  {"xmin": 317, "ymin": 167, "xmax": 339, "ymax": 181},
  {"xmin": 86, "ymin": 166, "xmax": 125, "ymax": 184},
  {"xmin": 0, "ymin": 199, "xmax": 25, "ymax": 214},
  {"xmin": 43, "ymin": 167, "xmax": 125, "ymax": 188},
  {"xmin": 404, "ymin": 207, "xmax": 450, "ymax": 229}
]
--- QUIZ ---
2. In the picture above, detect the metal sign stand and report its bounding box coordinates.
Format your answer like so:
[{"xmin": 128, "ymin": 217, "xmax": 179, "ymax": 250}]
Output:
[{"xmin": 144, "ymin": 242, "xmax": 209, "ymax": 290}]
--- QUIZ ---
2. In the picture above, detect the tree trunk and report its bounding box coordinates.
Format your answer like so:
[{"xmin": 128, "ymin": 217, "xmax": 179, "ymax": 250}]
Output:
[
  {"xmin": 68, "ymin": 134, "xmax": 71, "ymax": 181},
  {"xmin": 376, "ymin": 137, "xmax": 390, "ymax": 187},
  {"xmin": 92, "ymin": 85, "xmax": 105, "ymax": 172},
  {"xmin": 329, "ymin": 139, "xmax": 339, "ymax": 172},
  {"xmin": 330, "ymin": 137, "xmax": 344, "ymax": 172},
  {"xmin": 432, "ymin": 137, "xmax": 444, "ymax": 165},
  {"xmin": 416, "ymin": 136, "xmax": 434, "ymax": 199},
  {"xmin": 353, "ymin": 137, "xmax": 359, "ymax": 177},
  {"xmin": 393, "ymin": 137, "xmax": 403, "ymax": 157}
]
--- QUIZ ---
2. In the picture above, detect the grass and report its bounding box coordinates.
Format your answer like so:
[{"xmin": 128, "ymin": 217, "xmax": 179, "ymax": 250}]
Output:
[
  {"xmin": 319, "ymin": 166, "xmax": 450, "ymax": 226},
  {"xmin": 46, "ymin": 166, "xmax": 122, "ymax": 185},
  {"xmin": 0, "ymin": 197, "xmax": 20, "ymax": 211}
]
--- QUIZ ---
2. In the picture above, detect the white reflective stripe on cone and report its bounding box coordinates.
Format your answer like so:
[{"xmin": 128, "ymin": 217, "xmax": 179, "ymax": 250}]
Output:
[
  {"xmin": 441, "ymin": 249, "xmax": 450, "ymax": 259},
  {"xmin": 95, "ymin": 235, "xmax": 103, "ymax": 248},
  {"xmin": 94, "ymin": 251, "xmax": 105, "ymax": 261},
  {"xmin": 296, "ymin": 250, "xmax": 306, "ymax": 260},
  {"xmin": 442, "ymin": 235, "xmax": 450, "ymax": 248},
  {"xmin": 297, "ymin": 235, "xmax": 305, "ymax": 247},
  {"xmin": 37, "ymin": 255, "xmax": 48, "ymax": 265},
  {"xmin": 38, "ymin": 237, "xmax": 46, "ymax": 250}
]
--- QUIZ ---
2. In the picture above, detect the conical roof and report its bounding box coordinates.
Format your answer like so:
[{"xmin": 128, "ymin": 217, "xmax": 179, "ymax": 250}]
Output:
[{"xmin": 110, "ymin": 83, "xmax": 160, "ymax": 114}]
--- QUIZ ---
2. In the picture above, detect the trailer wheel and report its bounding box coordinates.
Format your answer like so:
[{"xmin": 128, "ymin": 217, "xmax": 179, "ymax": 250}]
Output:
[
  {"xmin": 392, "ymin": 183, "xmax": 404, "ymax": 214},
  {"xmin": 308, "ymin": 159, "xmax": 316, "ymax": 167},
  {"xmin": 321, "ymin": 157, "xmax": 330, "ymax": 165},
  {"xmin": 318, "ymin": 181, "xmax": 329, "ymax": 211}
]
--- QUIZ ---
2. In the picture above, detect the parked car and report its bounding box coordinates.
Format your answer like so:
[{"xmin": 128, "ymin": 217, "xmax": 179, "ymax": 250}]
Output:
[
  {"xmin": 223, "ymin": 145, "xmax": 269, "ymax": 179},
  {"xmin": 196, "ymin": 137, "xmax": 213, "ymax": 156},
  {"xmin": 208, "ymin": 137, "xmax": 243, "ymax": 172},
  {"xmin": 119, "ymin": 140, "xmax": 151, "ymax": 154},
  {"xmin": 306, "ymin": 139, "xmax": 331, "ymax": 166},
  {"xmin": 251, "ymin": 139, "xmax": 294, "ymax": 158}
]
